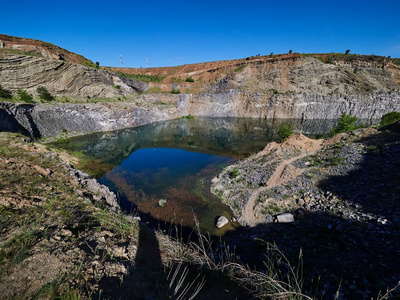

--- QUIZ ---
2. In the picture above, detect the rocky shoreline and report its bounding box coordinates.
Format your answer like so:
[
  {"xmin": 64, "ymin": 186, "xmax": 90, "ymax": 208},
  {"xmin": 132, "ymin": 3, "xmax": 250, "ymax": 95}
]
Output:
[{"xmin": 212, "ymin": 124, "xmax": 400, "ymax": 298}]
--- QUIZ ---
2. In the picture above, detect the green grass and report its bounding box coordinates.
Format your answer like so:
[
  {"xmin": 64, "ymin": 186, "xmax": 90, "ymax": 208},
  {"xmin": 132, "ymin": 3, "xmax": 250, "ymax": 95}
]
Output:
[
  {"xmin": 145, "ymin": 86, "xmax": 162, "ymax": 94},
  {"xmin": 84, "ymin": 61, "xmax": 98, "ymax": 69},
  {"xmin": 117, "ymin": 72, "xmax": 165, "ymax": 83},
  {"xmin": 0, "ymin": 48, "xmax": 41, "ymax": 57},
  {"xmin": 392, "ymin": 58, "xmax": 400, "ymax": 65},
  {"xmin": 234, "ymin": 64, "xmax": 247, "ymax": 73}
]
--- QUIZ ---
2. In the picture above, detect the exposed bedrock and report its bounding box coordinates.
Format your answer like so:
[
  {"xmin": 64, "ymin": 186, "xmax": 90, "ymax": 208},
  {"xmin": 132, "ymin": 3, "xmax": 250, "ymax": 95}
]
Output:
[
  {"xmin": 0, "ymin": 52, "xmax": 147, "ymax": 98},
  {"xmin": 1, "ymin": 90, "xmax": 400, "ymax": 138},
  {"xmin": 0, "ymin": 100, "xmax": 182, "ymax": 138},
  {"xmin": 181, "ymin": 90, "xmax": 400, "ymax": 119}
]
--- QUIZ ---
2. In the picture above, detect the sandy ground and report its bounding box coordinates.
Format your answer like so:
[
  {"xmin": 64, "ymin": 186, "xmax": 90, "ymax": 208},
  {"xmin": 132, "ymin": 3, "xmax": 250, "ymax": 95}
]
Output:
[{"xmin": 241, "ymin": 134, "xmax": 323, "ymax": 226}]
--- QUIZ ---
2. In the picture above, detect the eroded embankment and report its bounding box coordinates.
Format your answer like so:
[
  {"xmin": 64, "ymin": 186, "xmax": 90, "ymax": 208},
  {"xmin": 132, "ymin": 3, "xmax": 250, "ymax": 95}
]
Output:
[{"xmin": 212, "ymin": 124, "xmax": 400, "ymax": 298}]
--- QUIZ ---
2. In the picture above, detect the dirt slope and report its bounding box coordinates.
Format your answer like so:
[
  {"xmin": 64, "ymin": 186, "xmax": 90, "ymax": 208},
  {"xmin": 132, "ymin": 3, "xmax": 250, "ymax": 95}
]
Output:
[
  {"xmin": 111, "ymin": 53, "xmax": 400, "ymax": 94},
  {"xmin": 0, "ymin": 34, "xmax": 93, "ymax": 65}
]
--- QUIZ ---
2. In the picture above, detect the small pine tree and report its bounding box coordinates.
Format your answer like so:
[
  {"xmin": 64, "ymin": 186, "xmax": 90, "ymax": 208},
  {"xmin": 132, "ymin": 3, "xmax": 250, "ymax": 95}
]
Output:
[
  {"xmin": 289, "ymin": 50, "xmax": 293, "ymax": 54},
  {"xmin": 331, "ymin": 113, "xmax": 358, "ymax": 134},
  {"xmin": 345, "ymin": 49, "xmax": 350, "ymax": 55},
  {"xmin": 37, "ymin": 86, "xmax": 54, "ymax": 101},
  {"xmin": 17, "ymin": 89, "xmax": 34, "ymax": 103},
  {"xmin": 380, "ymin": 111, "xmax": 400, "ymax": 128},
  {"xmin": 278, "ymin": 124, "xmax": 293, "ymax": 142},
  {"xmin": 0, "ymin": 85, "xmax": 12, "ymax": 99}
]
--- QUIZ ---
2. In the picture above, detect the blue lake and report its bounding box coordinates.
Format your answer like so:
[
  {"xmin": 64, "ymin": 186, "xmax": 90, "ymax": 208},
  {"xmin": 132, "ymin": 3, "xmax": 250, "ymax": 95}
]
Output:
[{"xmin": 53, "ymin": 117, "xmax": 360, "ymax": 235}]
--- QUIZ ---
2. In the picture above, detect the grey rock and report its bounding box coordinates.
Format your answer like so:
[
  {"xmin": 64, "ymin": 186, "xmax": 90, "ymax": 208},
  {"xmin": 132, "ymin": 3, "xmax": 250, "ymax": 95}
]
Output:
[
  {"xmin": 276, "ymin": 213, "xmax": 295, "ymax": 223},
  {"xmin": 216, "ymin": 216, "xmax": 229, "ymax": 228}
]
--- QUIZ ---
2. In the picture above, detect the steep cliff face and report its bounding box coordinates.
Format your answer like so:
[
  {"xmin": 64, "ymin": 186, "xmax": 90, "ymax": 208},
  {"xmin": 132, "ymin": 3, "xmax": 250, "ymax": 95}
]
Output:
[
  {"xmin": 0, "ymin": 51, "xmax": 147, "ymax": 98},
  {"xmin": 2, "ymin": 90, "xmax": 399, "ymax": 138},
  {"xmin": 0, "ymin": 99, "xmax": 182, "ymax": 138},
  {"xmin": 181, "ymin": 90, "xmax": 400, "ymax": 120}
]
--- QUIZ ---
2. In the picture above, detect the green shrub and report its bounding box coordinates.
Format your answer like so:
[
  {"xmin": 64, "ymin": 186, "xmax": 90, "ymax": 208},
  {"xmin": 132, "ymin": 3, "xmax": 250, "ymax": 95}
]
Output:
[
  {"xmin": 36, "ymin": 86, "xmax": 54, "ymax": 101},
  {"xmin": 145, "ymin": 86, "xmax": 162, "ymax": 94},
  {"xmin": 314, "ymin": 133, "xmax": 326, "ymax": 139},
  {"xmin": 117, "ymin": 72, "xmax": 165, "ymax": 83},
  {"xmin": 345, "ymin": 49, "xmax": 350, "ymax": 55},
  {"xmin": 84, "ymin": 61, "xmax": 97, "ymax": 68},
  {"xmin": 380, "ymin": 111, "xmax": 400, "ymax": 128},
  {"xmin": 185, "ymin": 77, "xmax": 195, "ymax": 82},
  {"xmin": 0, "ymin": 85, "xmax": 12, "ymax": 99},
  {"xmin": 234, "ymin": 64, "xmax": 247, "ymax": 73},
  {"xmin": 330, "ymin": 113, "xmax": 358, "ymax": 134},
  {"xmin": 278, "ymin": 124, "xmax": 293, "ymax": 142},
  {"xmin": 171, "ymin": 89, "xmax": 180, "ymax": 94},
  {"xmin": 16, "ymin": 89, "xmax": 34, "ymax": 103},
  {"xmin": 231, "ymin": 167, "xmax": 240, "ymax": 178}
]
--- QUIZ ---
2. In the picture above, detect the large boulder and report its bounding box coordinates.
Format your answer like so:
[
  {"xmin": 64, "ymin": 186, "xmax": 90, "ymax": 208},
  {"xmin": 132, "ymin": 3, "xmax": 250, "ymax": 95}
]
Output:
[{"xmin": 276, "ymin": 213, "xmax": 295, "ymax": 223}]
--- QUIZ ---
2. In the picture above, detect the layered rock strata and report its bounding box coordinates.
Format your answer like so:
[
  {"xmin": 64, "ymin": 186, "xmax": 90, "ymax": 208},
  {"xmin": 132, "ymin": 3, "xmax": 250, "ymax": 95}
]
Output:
[{"xmin": 0, "ymin": 51, "xmax": 147, "ymax": 97}]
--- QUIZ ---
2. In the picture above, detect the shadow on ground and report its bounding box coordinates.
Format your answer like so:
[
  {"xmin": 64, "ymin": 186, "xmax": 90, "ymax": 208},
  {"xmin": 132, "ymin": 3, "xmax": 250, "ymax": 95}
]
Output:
[{"xmin": 225, "ymin": 123, "xmax": 400, "ymax": 299}]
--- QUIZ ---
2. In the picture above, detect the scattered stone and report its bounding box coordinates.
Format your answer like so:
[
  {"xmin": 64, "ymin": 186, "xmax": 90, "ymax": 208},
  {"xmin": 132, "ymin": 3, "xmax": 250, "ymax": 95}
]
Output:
[
  {"xmin": 33, "ymin": 165, "xmax": 51, "ymax": 177},
  {"xmin": 276, "ymin": 213, "xmax": 295, "ymax": 223},
  {"xmin": 216, "ymin": 216, "xmax": 229, "ymax": 228},
  {"xmin": 60, "ymin": 229, "xmax": 73, "ymax": 237}
]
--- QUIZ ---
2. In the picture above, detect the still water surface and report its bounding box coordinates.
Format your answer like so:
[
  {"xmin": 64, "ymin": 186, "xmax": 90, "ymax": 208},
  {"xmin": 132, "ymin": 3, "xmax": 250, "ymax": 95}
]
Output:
[{"xmin": 54, "ymin": 118, "xmax": 351, "ymax": 235}]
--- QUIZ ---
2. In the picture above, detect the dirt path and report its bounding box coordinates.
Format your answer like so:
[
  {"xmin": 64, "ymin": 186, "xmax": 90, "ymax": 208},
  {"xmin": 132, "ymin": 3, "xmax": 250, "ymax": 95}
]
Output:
[{"xmin": 241, "ymin": 134, "xmax": 323, "ymax": 226}]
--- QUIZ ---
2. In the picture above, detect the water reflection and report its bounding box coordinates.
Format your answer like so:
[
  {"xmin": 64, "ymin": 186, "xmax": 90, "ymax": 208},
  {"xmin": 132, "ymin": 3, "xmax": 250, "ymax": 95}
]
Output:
[
  {"xmin": 57, "ymin": 118, "xmax": 344, "ymax": 171},
  {"xmin": 53, "ymin": 118, "xmax": 374, "ymax": 235}
]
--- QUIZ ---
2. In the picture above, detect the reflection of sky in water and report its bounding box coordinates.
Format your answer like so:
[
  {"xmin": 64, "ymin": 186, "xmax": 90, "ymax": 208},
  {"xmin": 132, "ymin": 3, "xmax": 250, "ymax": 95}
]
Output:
[
  {"xmin": 105, "ymin": 147, "xmax": 232, "ymax": 198},
  {"xmin": 53, "ymin": 118, "xmax": 371, "ymax": 235},
  {"xmin": 98, "ymin": 147, "xmax": 236, "ymax": 235}
]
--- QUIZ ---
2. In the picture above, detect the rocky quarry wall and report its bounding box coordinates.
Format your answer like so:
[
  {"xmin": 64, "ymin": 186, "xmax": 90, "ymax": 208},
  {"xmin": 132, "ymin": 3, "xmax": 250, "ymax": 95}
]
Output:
[
  {"xmin": 1, "ymin": 90, "xmax": 400, "ymax": 138},
  {"xmin": 0, "ymin": 100, "xmax": 182, "ymax": 138},
  {"xmin": 182, "ymin": 90, "xmax": 400, "ymax": 120}
]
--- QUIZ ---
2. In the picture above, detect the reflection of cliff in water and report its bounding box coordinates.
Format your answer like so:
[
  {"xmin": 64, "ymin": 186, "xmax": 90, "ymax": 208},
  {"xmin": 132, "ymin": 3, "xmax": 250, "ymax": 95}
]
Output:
[{"xmin": 56, "ymin": 117, "xmax": 376, "ymax": 176}]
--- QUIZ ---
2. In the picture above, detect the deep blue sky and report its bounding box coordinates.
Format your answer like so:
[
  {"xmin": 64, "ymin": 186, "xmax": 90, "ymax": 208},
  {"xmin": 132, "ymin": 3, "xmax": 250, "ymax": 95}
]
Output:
[{"xmin": 1, "ymin": 0, "xmax": 399, "ymax": 67}]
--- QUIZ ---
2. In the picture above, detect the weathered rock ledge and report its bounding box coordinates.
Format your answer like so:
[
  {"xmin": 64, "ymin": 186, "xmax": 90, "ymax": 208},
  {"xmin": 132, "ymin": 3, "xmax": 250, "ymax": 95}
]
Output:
[{"xmin": 0, "ymin": 96, "xmax": 183, "ymax": 138}]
